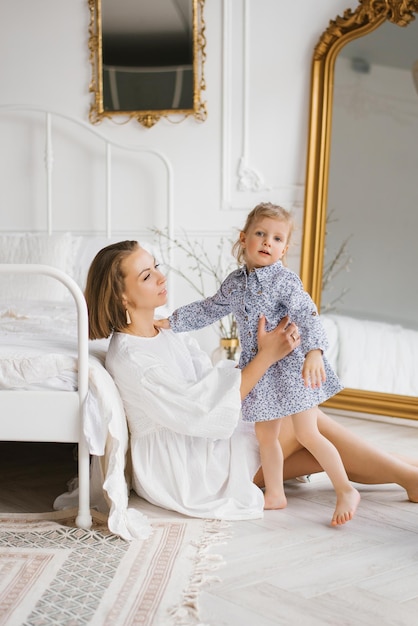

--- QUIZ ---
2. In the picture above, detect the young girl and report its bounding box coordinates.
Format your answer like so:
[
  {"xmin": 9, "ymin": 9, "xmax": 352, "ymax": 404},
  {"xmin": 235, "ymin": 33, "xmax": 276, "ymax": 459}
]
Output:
[{"xmin": 161, "ymin": 203, "xmax": 360, "ymax": 525}]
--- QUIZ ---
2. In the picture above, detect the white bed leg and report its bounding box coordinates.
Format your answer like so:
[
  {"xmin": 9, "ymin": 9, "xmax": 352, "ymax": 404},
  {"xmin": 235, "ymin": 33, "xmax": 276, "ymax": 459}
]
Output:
[{"xmin": 76, "ymin": 435, "xmax": 93, "ymax": 529}]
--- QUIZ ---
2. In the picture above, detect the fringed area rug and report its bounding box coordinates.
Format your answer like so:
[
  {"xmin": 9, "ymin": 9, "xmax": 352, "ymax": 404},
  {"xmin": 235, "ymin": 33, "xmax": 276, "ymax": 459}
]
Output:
[{"xmin": 0, "ymin": 510, "xmax": 229, "ymax": 626}]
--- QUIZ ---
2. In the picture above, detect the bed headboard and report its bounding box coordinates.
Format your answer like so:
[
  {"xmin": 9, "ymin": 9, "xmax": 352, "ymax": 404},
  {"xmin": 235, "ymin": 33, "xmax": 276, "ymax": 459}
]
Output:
[{"xmin": 0, "ymin": 105, "xmax": 174, "ymax": 304}]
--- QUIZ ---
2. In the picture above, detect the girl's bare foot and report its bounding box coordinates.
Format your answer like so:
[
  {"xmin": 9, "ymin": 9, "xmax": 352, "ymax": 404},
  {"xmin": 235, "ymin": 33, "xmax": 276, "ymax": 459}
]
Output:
[
  {"xmin": 264, "ymin": 491, "xmax": 287, "ymax": 510},
  {"xmin": 331, "ymin": 487, "xmax": 360, "ymax": 526}
]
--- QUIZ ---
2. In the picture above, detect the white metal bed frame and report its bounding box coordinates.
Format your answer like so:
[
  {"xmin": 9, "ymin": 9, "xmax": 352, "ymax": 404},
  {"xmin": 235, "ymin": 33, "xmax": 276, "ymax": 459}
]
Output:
[
  {"xmin": 0, "ymin": 264, "xmax": 91, "ymax": 528},
  {"xmin": 0, "ymin": 104, "xmax": 174, "ymax": 241},
  {"xmin": 0, "ymin": 105, "xmax": 175, "ymax": 528}
]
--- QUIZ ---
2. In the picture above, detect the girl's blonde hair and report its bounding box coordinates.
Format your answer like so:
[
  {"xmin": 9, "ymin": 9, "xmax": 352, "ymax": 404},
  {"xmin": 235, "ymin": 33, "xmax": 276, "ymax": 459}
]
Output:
[
  {"xmin": 232, "ymin": 202, "xmax": 294, "ymax": 265},
  {"xmin": 85, "ymin": 240, "xmax": 139, "ymax": 340}
]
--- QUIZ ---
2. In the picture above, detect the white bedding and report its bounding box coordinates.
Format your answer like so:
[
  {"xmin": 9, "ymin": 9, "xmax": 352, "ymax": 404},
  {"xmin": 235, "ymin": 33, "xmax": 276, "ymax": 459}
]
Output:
[
  {"xmin": 0, "ymin": 301, "xmax": 82, "ymax": 390},
  {"xmin": 0, "ymin": 300, "xmax": 152, "ymax": 540},
  {"xmin": 322, "ymin": 313, "xmax": 418, "ymax": 395}
]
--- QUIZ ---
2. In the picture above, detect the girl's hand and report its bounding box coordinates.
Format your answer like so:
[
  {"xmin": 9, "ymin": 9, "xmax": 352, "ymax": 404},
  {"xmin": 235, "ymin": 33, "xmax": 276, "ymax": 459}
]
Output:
[
  {"xmin": 302, "ymin": 349, "xmax": 326, "ymax": 388},
  {"xmin": 154, "ymin": 318, "xmax": 171, "ymax": 329}
]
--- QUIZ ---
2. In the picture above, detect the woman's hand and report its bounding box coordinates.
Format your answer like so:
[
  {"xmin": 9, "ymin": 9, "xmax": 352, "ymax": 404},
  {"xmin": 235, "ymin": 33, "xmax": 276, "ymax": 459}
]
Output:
[
  {"xmin": 239, "ymin": 316, "xmax": 300, "ymax": 400},
  {"xmin": 257, "ymin": 315, "xmax": 300, "ymax": 367}
]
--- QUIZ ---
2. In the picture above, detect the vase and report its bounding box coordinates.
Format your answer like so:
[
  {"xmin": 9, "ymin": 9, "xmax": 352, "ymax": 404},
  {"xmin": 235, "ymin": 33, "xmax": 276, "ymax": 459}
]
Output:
[{"xmin": 212, "ymin": 337, "xmax": 241, "ymax": 364}]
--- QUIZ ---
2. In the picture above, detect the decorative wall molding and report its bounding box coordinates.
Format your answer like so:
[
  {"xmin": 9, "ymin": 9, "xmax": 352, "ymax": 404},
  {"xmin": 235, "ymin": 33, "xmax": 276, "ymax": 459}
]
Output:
[
  {"xmin": 237, "ymin": 156, "xmax": 269, "ymax": 192},
  {"xmin": 220, "ymin": 0, "xmax": 232, "ymax": 208},
  {"xmin": 221, "ymin": 0, "xmax": 269, "ymax": 208},
  {"xmin": 221, "ymin": 0, "xmax": 304, "ymax": 211}
]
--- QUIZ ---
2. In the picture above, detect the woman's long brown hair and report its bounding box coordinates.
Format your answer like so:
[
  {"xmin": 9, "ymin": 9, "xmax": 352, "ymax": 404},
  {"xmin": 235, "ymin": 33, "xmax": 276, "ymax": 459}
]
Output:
[{"xmin": 85, "ymin": 240, "xmax": 139, "ymax": 340}]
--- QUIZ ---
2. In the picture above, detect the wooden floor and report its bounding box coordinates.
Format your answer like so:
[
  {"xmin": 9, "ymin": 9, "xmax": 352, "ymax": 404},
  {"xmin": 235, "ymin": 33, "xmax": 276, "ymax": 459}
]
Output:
[
  {"xmin": 2, "ymin": 413, "xmax": 418, "ymax": 626},
  {"xmin": 0, "ymin": 441, "xmax": 77, "ymax": 513}
]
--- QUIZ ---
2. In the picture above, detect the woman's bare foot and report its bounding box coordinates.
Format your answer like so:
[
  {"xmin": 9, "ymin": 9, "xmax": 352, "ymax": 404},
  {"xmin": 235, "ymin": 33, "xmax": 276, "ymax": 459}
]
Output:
[
  {"xmin": 331, "ymin": 487, "xmax": 360, "ymax": 526},
  {"xmin": 264, "ymin": 491, "xmax": 288, "ymax": 510},
  {"xmin": 385, "ymin": 460, "xmax": 418, "ymax": 502},
  {"xmin": 403, "ymin": 468, "xmax": 418, "ymax": 503},
  {"xmin": 407, "ymin": 489, "xmax": 418, "ymax": 503}
]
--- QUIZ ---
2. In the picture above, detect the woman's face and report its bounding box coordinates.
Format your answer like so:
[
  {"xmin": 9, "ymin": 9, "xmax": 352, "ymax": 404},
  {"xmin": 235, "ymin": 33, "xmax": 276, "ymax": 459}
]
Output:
[{"xmin": 121, "ymin": 246, "xmax": 167, "ymax": 312}]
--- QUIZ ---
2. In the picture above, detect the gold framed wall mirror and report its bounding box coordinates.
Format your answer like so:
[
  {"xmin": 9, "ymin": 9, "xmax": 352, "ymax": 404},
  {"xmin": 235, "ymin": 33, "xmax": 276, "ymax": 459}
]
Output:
[
  {"xmin": 88, "ymin": 0, "xmax": 207, "ymax": 128},
  {"xmin": 301, "ymin": 0, "xmax": 418, "ymax": 420}
]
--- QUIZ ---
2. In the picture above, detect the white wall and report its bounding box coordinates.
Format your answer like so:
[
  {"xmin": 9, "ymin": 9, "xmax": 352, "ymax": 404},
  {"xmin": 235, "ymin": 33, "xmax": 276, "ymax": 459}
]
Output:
[{"xmin": 0, "ymin": 0, "xmax": 355, "ymax": 351}]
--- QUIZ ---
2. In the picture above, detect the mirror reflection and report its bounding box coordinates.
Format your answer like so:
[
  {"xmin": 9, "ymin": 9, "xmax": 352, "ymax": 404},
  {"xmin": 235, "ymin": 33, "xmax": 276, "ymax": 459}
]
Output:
[
  {"xmin": 301, "ymin": 1, "xmax": 418, "ymax": 420},
  {"xmin": 88, "ymin": 0, "xmax": 207, "ymax": 127},
  {"xmin": 323, "ymin": 19, "xmax": 418, "ymax": 397}
]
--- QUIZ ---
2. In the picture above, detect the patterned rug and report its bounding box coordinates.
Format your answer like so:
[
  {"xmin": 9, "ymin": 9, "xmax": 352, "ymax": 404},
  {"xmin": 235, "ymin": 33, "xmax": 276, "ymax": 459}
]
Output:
[{"xmin": 0, "ymin": 510, "xmax": 229, "ymax": 626}]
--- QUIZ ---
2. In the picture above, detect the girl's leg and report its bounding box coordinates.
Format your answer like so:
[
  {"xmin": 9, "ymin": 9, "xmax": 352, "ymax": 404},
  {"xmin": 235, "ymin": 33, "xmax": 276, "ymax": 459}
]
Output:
[
  {"xmin": 291, "ymin": 408, "xmax": 360, "ymax": 526},
  {"xmin": 253, "ymin": 418, "xmax": 320, "ymax": 488},
  {"xmin": 254, "ymin": 419, "xmax": 287, "ymax": 510}
]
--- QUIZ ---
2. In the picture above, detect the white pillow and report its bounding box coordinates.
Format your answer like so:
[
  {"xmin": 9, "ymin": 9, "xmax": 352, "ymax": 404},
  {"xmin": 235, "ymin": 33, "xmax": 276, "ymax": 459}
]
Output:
[{"xmin": 0, "ymin": 232, "xmax": 81, "ymax": 302}]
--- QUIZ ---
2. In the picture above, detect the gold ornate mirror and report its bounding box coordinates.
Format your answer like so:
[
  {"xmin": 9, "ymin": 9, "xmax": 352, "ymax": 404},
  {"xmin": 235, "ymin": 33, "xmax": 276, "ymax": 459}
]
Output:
[
  {"xmin": 88, "ymin": 0, "xmax": 207, "ymax": 128},
  {"xmin": 301, "ymin": 0, "xmax": 418, "ymax": 420}
]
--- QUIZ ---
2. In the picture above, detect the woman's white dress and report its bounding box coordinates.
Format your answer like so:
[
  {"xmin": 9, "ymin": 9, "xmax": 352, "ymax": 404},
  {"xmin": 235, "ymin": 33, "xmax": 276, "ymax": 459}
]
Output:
[{"xmin": 105, "ymin": 329, "xmax": 264, "ymax": 520}]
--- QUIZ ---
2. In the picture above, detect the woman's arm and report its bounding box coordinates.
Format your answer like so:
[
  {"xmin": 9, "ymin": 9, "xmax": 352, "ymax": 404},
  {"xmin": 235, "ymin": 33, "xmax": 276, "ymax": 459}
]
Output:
[
  {"xmin": 240, "ymin": 315, "xmax": 299, "ymax": 400},
  {"xmin": 108, "ymin": 317, "xmax": 298, "ymax": 440}
]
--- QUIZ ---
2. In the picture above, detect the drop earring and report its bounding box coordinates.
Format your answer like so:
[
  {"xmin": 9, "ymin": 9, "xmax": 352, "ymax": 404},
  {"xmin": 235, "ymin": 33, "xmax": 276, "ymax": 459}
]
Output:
[{"xmin": 126, "ymin": 309, "xmax": 131, "ymax": 325}]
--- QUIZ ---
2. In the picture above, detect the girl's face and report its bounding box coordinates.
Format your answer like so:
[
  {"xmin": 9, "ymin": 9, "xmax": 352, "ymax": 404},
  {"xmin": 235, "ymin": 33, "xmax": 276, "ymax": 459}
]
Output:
[
  {"xmin": 120, "ymin": 246, "xmax": 167, "ymax": 312},
  {"xmin": 240, "ymin": 217, "xmax": 290, "ymax": 270}
]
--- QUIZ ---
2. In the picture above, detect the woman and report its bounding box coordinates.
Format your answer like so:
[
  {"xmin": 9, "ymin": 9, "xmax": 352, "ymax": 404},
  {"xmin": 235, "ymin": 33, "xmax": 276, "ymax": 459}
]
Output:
[{"xmin": 85, "ymin": 241, "xmax": 418, "ymax": 525}]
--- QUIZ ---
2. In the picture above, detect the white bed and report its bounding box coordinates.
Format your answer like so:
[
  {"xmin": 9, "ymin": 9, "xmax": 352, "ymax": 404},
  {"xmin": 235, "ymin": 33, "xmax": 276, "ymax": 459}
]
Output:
[
  {"xmin": 322, "ymin": 313, "xmax": 418, "ymax": 396},
  {"xmin": 0, "ymin": 105, "xmax": 174, "ymax": 540},
  {"xmin": 0, "ymin": 265, "xmax": 93, "ymax": 531}
]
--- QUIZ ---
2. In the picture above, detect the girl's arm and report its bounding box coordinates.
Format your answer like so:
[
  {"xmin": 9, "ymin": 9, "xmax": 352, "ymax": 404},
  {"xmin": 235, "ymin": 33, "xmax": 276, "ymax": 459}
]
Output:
[
  {"xmin": 281, "ymin": 270, "xmax": 328, "ymax": 354},
  {"xmin": 168, "ymin": 274, "xmax": 237, "ymax": 333},
  {"xmin": 281, "ymin": 271, "xmax": 330, "ymax": 388},
  {"xmin": 154, "ymin": 294, "xmax": 230, "ymax": 331}
]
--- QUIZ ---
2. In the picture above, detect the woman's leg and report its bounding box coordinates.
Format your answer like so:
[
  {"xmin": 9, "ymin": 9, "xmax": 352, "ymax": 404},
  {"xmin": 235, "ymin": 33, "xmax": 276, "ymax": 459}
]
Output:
[
  {"xmin": 276, "ymin": 409, "xmax": 418, "ymax": 502},
  {"xmin": 254, "ymin": 419, "xmax": 287, "ymax": 510}
]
